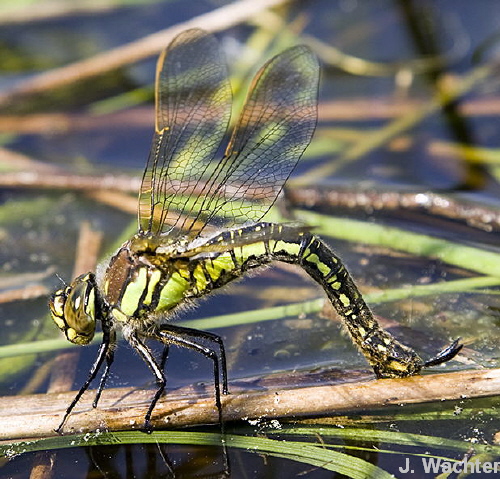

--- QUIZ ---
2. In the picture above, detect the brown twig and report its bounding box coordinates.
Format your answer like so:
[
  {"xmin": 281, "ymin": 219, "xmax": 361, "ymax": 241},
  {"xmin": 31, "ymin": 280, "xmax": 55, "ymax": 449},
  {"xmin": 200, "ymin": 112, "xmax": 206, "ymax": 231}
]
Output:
[
  {"xmin": 4, "ymin": 95, "xmax": 500, "ymax": 135},
  {"xmin": 287, "ymin": 186, "xmax": 500, "ymax": 232},
  {"xmin": 0, "ymin": 368, "xmax": 498, "ymax": 440},
  {"xmin": 0, "ymin": 0, "xmax": 288, "ymax": 108},
  {"xmin": 85, "ymin": 190, "xmax": 138, "ymax": 214},
  {"xmin": 20, "ymin": 359, "xmax": 57, "ymax": 396},
  {"xmin": 0, "ymin": 1, "xmax": 119, "ymax": 24},
  {"xmin": 0, "ymin": 284, "xmax": 49, "ymax": 304},
  {"xmin": 0, "ymin": 148, "xmax": 62, "ymax": 174},
  {"xmin": 0, "ymin": 108, "xmax": 154, "ymax": 134},
  {"xmin": 4, "ymin": 161, "xmax": 500, "ymax": 234},
  {"xmin": 318, "ymin": 96, "xmax": 500, "ymax": 121},
  {"xmin": 71, "ymin": 222, "xmax": 103, "ymax": 280},
  {"xmin": 0, "ymin": 171, "xmax": 140, "ymax": 192}
]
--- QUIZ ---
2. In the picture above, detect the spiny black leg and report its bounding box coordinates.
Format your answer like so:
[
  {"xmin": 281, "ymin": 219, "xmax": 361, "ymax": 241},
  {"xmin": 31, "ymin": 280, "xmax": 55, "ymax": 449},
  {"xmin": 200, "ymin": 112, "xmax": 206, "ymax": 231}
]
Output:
[
  {"xmin": 424, "ymin": 338, "xmax": 463, "ymax": 368},
  {"xmin": 92, "ymin": 347, "xmax": 115, "ymax": 408},
  {"xmin": 163, "ymin": 324, "xmax": 228, "ymax": 395},
  {"xmin": 126, "ymin": 331, "xmax": 165, "ymax": 432},
  {"xmin": 55, "ymin": 328, "xmax": 112, "ymax": 434},
  {"xmin": 157, "ymin": 326, "xmax": 230, "ymax": 474},
  {"xmin": 158, "ymin": 328, "xmax": 224, "ymax": 427},
  {"xmin": 159, "ymin": 344, "xmax": 170, "ymax": 371}
]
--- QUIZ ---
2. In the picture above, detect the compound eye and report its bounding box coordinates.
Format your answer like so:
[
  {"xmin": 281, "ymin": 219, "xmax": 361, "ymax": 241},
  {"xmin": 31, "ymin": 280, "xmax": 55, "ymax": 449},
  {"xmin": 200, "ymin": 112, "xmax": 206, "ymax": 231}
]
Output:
[
  {"xmin": 49, "ymin": 288, "xmax": 68, "ymax": 331},
  {"xmin": 49, "ymin": 273, "xmax": 97, "ymax": 345}
]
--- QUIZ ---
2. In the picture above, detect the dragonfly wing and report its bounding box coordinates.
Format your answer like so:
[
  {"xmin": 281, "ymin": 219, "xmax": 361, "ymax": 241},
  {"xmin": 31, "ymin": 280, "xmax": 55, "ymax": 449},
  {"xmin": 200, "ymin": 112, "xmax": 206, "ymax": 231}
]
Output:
[
  {"xmin": 139, "ymin": 29, "xmax": 232, "ymax": 235},
  {"xmin": 178, "ymin": 44, "xmax": 320, "ymax": 235}
]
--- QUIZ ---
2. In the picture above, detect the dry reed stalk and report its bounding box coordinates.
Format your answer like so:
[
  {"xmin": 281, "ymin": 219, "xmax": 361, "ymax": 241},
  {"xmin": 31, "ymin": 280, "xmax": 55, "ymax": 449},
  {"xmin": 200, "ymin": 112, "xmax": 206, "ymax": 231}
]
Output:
[
  {"xmin": 0, "ymin": 368, "xmax": 498, "ymax": 440},
  {"xmin": 0, "ymin": 0, "xmax": 289, "ymax": 107}
]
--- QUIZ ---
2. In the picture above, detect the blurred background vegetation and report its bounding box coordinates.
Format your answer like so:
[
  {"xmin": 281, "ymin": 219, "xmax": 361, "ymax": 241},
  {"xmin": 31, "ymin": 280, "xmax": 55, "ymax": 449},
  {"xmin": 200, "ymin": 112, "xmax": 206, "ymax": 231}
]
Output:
[{"xmin": 1, "ymin": 0, "xmax": 500, "ymax": 477}]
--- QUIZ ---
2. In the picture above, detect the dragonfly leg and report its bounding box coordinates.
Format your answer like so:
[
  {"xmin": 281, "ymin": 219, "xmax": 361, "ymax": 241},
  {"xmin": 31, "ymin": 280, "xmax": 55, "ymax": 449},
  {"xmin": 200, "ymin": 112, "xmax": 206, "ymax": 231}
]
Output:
[
  {"xmin": 159, "ymin": 344, "xmax": 170, "ymax": 371},
  {"xmin": 159, "ymin": 324, "xmax": 228, "ymax": 395},
  {"xmin": 125, "ymin": 331, "xmax": 165, "ymax": 432},
  {"xmin": 55, "ymin": 326, "xmax": 114, "ymax": 434},
  {"xmin": 92, "ymin": 330, "xmax": 116, "ymax": 408},
  {"xmin": 155, "ymin": 325, "xmax": 226, "ymax": 427}
]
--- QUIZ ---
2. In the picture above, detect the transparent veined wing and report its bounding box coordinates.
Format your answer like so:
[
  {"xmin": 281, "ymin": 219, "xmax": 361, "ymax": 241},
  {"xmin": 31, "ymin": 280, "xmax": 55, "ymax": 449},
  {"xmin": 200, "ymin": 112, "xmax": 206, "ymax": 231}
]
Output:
[
  {"xmin": 178, "ymin": 43, "xmax": 319, "ymax": 236},
  {"xmin": 139, "ymin": 29, "xmax": 319, "ymax": 239},
  {"xmin": 138, "ymin": 28, "xmax": 232, "ymax": 235}
]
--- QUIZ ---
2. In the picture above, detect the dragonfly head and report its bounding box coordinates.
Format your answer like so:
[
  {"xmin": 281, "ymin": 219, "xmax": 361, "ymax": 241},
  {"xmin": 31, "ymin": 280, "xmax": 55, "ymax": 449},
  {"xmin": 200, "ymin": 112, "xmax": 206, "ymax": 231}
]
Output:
[{"xmin": 49, "ymin": 272, "xmax": 98, "ymax": 345}]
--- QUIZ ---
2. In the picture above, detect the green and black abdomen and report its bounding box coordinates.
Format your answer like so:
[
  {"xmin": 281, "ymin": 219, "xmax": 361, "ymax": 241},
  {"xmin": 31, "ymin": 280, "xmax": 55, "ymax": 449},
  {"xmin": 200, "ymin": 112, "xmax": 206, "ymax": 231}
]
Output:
[
  {"xmin": 286, "ymin": 231, "xmax": 423, "ymax": 377},
  {"xmin": 194, "ymin": 223, "xmax": 424, "ymax": 378}
]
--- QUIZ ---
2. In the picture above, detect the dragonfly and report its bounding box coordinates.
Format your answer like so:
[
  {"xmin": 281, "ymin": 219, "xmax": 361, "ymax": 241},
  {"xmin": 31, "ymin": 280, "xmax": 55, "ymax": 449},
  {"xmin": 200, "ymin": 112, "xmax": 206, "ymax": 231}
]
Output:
[{"xmin": 49, "ymin": 28, "xmax": 462, "ymax": 433}]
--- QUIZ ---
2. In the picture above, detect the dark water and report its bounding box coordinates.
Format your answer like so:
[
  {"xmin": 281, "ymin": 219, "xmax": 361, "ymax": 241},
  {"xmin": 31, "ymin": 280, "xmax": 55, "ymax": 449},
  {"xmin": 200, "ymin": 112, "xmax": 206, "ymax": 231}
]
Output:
[{"xmin": 1, "ymin": 0, "xmax": 500, "ymax": 477}]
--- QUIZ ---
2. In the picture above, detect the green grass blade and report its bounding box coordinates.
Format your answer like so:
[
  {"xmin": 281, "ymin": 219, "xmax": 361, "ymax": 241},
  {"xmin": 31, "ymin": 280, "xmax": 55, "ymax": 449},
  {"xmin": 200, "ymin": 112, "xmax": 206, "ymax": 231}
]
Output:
[
  {"xmin": 0, "ymin": 430, "xmax": 393, "ymax": 478},
  {"xmin": 297, "ymin": 210, "xmax": 500, "ymax": 277}
]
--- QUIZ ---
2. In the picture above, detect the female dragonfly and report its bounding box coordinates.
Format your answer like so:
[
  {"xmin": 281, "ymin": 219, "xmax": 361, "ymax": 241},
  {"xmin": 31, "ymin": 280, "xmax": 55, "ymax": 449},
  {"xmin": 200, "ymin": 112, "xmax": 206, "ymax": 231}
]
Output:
[{"xmin": 49, "ymin": 28, "xmax": 461, "ymax": 432}]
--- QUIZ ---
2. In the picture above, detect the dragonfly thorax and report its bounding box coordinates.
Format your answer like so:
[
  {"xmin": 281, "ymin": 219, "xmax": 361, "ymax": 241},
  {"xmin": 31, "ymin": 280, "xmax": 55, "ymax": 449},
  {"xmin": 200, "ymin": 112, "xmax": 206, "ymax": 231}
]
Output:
[
  {"xmin": 130, "ymin": 231, "xmax": 191, "ymax": 258},
  {"xmin": 49, "ymin": 272, "xmax": 99, "ymax": 345},
  {"xmin": 129, "ymin": 232, "xmax": 160, "ymax": 254}
]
